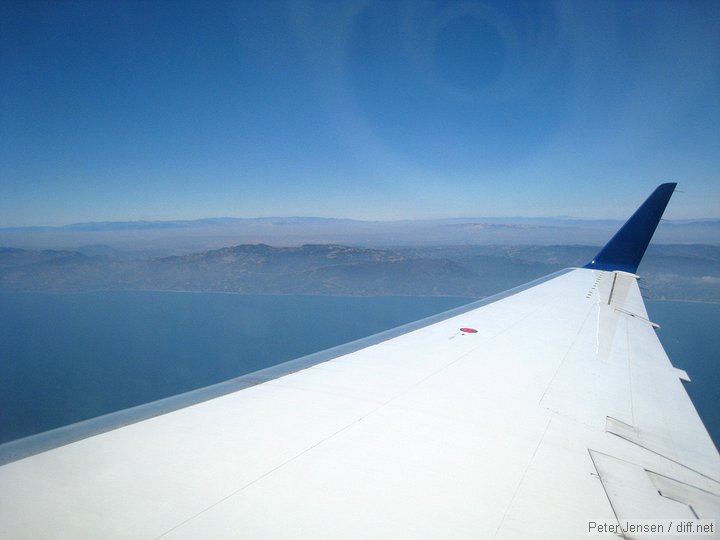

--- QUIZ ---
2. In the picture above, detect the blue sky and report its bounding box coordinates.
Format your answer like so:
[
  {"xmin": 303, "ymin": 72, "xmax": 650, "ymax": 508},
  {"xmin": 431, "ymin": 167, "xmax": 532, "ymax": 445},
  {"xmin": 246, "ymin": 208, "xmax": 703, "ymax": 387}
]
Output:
[{"xmin": 1, "ymin": 0, "xmax": 718, "ymax": 226}]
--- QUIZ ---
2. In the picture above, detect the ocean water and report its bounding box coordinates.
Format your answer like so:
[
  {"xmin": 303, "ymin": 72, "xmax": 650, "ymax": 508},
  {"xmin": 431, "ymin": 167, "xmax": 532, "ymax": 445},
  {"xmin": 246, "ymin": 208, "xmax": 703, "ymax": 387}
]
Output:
[
  {"xmin": 0, "ymin": 292, "xmax": 717, "ymax": 448},
  {"xmin": 646, "ymin": 300, "xmax": 720, "ymax": 449},
  {"xmin": 0, "ymin": 292, "xmax": 473, "ymax": 444}
]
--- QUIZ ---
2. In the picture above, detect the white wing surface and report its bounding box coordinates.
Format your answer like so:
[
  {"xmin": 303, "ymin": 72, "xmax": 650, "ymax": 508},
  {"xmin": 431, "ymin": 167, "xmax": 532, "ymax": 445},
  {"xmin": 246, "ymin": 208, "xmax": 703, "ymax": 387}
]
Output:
[{"xmin": 1, "ymin": 184, "xmax": 718, "ymax": 539}]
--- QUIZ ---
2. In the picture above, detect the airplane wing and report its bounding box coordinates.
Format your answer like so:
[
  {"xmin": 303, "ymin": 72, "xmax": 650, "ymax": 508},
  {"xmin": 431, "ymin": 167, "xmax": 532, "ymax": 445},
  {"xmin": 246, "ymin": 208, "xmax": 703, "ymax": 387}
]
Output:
[{"xmin": 1, "ymin": 183, "xmax": 718, "ymax": 539}]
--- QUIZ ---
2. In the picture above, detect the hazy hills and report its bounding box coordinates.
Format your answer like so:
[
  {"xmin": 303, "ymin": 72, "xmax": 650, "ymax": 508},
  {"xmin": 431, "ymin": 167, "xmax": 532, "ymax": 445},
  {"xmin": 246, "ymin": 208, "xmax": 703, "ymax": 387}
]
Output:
[
  {"xmin": 1, "ymin": 243, "xmax": 718, "ymax": 302},
  {"xmin": 2, "ymin": 216, "xmax": 718, "ymax": 255},
  {"xmin": 1, "ymin": 215, "xmax": 717, "ymax": 300},
  {"xmin": 0, "ymin": 244, "xmax": 480, "ymax": 296}
]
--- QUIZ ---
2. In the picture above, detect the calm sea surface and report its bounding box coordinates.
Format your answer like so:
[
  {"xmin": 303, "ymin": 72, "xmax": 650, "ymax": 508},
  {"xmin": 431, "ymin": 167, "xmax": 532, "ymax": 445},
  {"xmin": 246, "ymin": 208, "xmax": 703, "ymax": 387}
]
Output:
[
  {"xmin": 646, "ymin": 299, "xmax": 720, "ymax": 448},
  {"xmin": 0, "ymin": 292, "xmax": 717, "ymax": 447}
]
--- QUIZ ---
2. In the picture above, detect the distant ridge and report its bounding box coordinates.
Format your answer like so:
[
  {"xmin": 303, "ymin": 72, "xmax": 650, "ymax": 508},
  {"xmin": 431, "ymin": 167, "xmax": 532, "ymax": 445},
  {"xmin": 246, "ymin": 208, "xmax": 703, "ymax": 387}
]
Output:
[
  {"xmin": 0, "ymin": 216, "xmax": 367, "ymax": 233},
  {"xmin": 1, "ymin": 218, "xmax": 718, "ymax": 255},
  {"xmin": 3, "ymin": 216, "xmax": 720, "ymax": 233},
  {"xmin": 0, "ymin": 243, "xmax": 718, "ymax": 302}
]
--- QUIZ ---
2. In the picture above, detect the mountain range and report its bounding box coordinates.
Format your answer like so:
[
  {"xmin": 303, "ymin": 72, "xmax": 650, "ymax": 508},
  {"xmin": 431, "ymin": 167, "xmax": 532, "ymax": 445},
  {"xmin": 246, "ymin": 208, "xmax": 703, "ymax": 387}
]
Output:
[
  {"xmin": 2, "ymin": 217, "xmax": 718, "ymax": 254},
  {"xmin": 1, "ymin": 243, "xmax": 718, "ymax": 302}
]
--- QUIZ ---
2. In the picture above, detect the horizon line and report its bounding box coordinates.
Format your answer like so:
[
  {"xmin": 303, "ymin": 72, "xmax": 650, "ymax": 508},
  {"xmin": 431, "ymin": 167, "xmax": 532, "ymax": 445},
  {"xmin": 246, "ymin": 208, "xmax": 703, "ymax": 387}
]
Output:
[{"xmin": 2, "ymin": 215, "xmax": 720, "ymax": 231}]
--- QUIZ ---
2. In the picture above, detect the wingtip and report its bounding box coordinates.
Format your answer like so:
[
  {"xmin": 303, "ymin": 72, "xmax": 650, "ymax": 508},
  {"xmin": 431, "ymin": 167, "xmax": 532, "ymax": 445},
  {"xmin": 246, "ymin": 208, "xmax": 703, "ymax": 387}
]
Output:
[{"xmin": 584, "ymin": 183, "xmax": 677, "ymax": 274}]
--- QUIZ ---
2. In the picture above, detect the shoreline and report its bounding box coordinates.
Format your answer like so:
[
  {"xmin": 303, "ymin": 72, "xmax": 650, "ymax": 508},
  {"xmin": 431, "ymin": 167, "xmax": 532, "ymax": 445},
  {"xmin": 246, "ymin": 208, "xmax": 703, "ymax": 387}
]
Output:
[{"xmin": 0, "ymin": 289, "xmax": 719, "ymax": 304}]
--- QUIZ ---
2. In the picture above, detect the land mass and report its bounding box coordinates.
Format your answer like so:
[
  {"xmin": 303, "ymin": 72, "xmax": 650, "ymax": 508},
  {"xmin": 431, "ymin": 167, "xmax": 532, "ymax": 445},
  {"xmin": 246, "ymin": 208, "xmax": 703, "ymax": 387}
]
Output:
[
  {"xmin": 1, "ymin": 243, "xmax": 718, "ymax": 301},
  {"xmin": 2, "ymin": 217, "xmax": 718, "ymax": 254}
]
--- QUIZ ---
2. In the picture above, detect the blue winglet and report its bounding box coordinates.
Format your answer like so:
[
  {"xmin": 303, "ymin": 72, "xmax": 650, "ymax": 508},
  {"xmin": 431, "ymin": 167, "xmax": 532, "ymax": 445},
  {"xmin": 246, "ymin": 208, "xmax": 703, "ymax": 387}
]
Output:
[{"xmin": 584, "ymin": 183, "xmax": 676, "ymax": 274}]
